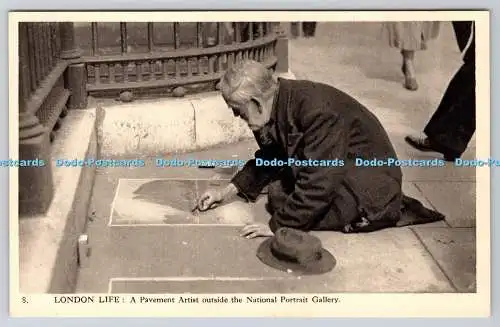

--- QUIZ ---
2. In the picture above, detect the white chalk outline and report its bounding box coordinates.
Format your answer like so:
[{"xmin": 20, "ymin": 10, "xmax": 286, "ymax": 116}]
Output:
[
  {"xmin": 194, "ymin": 177, "xmax": 200, "ymax": 224},
  {"xmin": 108, "ymin": 178, "xmax": 245, "ymax": 227},
  {"xmin": 107, "ymin": 179, "xmax": 122, "ymax": 227}
]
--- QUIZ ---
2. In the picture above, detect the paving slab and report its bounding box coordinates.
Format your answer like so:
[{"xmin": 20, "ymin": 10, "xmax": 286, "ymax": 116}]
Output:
[
  {"xmin": 78, "ymin": 225, "xmax": 293, "ymax": 293},
  {"xmin": 310, "ymin": 228, "xmax": 454, "ymax": 293},
  {"xmin": 402, "ymin": 182, "xmax": 448, "ymax": 227},
  {"xmin": 401, "ymin": 164, "xmax": 476, "ymax": 183},
  {"xmin": 415, "ymin": 182, "xmax": 476, "ymax": 227},
  {"xmin": 79, "ymin": 224, "xmax": 454, "ymax": 293},
  {"xmin": 412, "ymin": 227, "xmax": 476, "ymax": 292}
]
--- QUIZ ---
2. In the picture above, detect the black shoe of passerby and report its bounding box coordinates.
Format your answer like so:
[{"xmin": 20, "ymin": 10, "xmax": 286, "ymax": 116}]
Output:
[{"xmin": 404, "ymin": 135, "xmax": 459, "ymax": 162}]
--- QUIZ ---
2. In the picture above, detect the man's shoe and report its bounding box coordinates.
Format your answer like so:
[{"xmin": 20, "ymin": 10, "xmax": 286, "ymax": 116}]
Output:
[
  {"xmin": 404, "ymin": 135, "xmax": 459, "ymax": 162},
  {"xmin": 404, "ymin": 135, "xmax": 435, "ymax": 152}
]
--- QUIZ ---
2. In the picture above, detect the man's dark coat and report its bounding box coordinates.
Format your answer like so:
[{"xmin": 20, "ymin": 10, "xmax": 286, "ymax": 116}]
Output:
[{"xmin": 231, "ymin": 78, "xmax": 443, "ymax": 233}]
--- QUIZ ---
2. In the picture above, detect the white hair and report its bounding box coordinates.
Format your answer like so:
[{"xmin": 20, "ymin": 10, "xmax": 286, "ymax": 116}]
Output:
[{"xmin": 219, "ymin": 60, "xmax": 276, "ymax": 103}]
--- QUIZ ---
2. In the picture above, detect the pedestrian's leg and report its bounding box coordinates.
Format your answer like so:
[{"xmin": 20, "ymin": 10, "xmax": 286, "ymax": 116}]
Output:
[
  {"xmin": 423, "ymin": 21, "xmax": 475, "ymax": 156},
  {"xmin": 423, "ymin": 63, "xmax": 475, "ymax": 156},
  {"xmin": 452, "ymin": 21, "xmax": 474, "ymax": 55},
  {"xmin": 401, "ymin": 49, "xmax": 418, "ymax": 90},
  {"xmin": 405, "ymin": 21, "xmax": 475, "ymax": 159},
  {"xmin": 406, "ymin": 63, "xmax": 475, "ymax": 159}
]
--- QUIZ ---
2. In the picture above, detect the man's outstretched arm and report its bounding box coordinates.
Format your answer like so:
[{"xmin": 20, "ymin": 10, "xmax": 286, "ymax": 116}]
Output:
[{"xmin": 229, "ymin": 146, "xmax": 285, "ymax": 202}]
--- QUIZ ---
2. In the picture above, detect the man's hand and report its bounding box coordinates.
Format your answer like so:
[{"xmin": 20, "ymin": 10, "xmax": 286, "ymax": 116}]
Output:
[
  {"xmin": 196, "ymin": 183, "xmax": 240, "ymax": 211},
  {"xmin": 240, "ymin": 223, "xmax": 274, "ymax": 239},
  {"xmin": 196, "ymin": 189, "xmax": 223, "ymax": 211}
]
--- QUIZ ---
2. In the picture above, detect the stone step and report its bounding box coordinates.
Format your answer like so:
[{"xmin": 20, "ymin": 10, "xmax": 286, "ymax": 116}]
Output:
[
  {"xmin": 98, "ymin": 72, "xmax": 296, "ymax": 157},
  {"xmin": 99, "ymin": 93, "xmax": 254, "ymax": 157}
]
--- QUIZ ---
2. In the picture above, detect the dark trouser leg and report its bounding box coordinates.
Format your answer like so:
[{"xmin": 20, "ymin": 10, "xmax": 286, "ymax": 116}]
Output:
[
  {"xmin": 266, "ymin": 179, "xmax": 358, "ymax": 232},
  {"xmin": 423, "ymin": 21, "xmax": 475, "ymax": 156},
  {"xmin": 265, "ymin": 179, "xmax": 290, "ymax": 216},
  {"xmin": 312, "ymin": 183, "xmax": 359, "ymax": 231},
  {"xmin": 452, "ymin": 22, "xmax": 475, "ymax": 62}
]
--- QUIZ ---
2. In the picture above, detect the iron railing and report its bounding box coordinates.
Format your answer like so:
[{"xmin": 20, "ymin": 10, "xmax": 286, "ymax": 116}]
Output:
[
  {"xmin": 17, "ymin": 21, "xmax": 289, "ymax": 216},
  {"xmin": 18, "ymin": 22, "xmax": 70, "ymax": 140},
  {"xmin": 75, "ymin": 22, "xmax": 280, "ymax": 97}
]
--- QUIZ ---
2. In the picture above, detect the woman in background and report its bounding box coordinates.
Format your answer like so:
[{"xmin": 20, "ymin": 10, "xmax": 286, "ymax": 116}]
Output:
[{"xmin": 384, "ymin": 21, "xmax": 441, "ymax": 91}]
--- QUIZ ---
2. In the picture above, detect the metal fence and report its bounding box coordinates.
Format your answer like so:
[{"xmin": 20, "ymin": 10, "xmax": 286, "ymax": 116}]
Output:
[
  {"xmin": 78, "ymin": 22, "xmax": 280, "ymax": 97},
  {"xmin": 18, "ymin": 22, "xmax": 83, "ymax": 216},
  {"xmin": 17, "ymin": 21, "xmax": 288, "ymax": 216},
  {"xmin": 18, "ymin": 22, "xmax": 70, "ymax": 141}
]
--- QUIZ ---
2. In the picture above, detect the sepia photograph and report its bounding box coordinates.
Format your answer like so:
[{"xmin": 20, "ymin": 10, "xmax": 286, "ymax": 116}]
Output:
[{"xmin": 9, "ymin": 11, "xmax": 490, "ymax": 317}]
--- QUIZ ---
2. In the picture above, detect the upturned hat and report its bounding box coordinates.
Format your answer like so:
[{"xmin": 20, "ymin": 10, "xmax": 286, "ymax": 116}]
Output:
[{"xmin": 256, "ymin": 227, "xmax": 336, "ymax": 275}]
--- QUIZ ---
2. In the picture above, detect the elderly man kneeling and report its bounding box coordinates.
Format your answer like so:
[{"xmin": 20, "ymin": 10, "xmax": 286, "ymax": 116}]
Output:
[{"xmin": 196, "ymin": 60, "xmax": 444, "ymax": 238}]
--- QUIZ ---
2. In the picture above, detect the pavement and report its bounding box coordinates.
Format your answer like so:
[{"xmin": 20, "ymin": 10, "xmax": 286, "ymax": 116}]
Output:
[{"xmin": 76, "ymin": 22, "xmax": 477, "ymax": 294}]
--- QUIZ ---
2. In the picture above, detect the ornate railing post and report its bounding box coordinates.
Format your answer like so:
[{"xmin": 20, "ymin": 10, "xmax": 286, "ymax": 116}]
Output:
[
  {"xmin": 60, "ymin": 22, "xmax": 87, "ymax": 109},
  {"xmin": 59, "ymin": 22, "xmax": 82, "ymax": 59},
  {"xmin": 18, "ymin": 101, "xmax": 55, "ymax": 216},
  {"xmin": 19, "ymin": 23, "xmax": 54, "ymax": 216},
  {"xmin": 274, "ymin": 23, "xmax": 289, "ymax": 73}
]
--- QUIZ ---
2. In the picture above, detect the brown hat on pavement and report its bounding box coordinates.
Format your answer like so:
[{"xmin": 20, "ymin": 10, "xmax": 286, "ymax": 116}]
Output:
[{"xmin": 256, "ymin": 227, "xmax": 336, "ymax": 275}]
